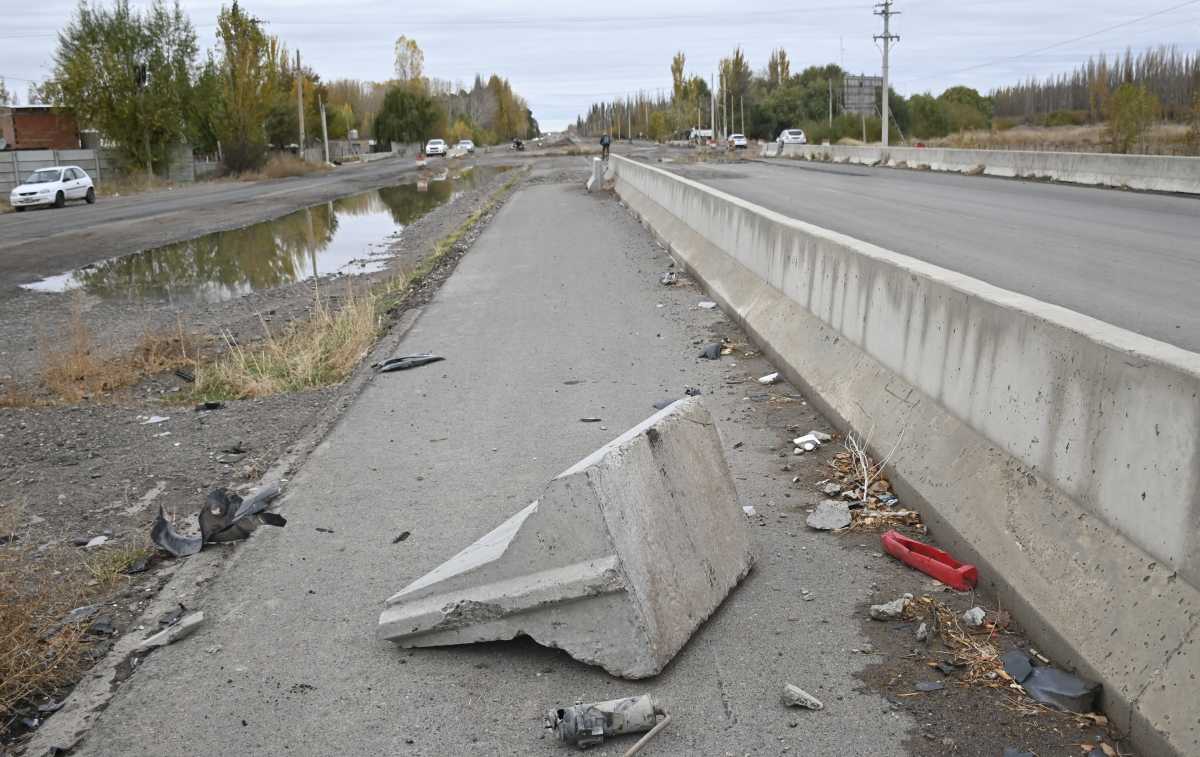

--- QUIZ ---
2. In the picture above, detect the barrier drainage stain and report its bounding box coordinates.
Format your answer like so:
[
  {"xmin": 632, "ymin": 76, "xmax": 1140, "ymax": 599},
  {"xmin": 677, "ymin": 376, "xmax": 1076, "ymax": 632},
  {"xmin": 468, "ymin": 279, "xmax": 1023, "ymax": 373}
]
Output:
[{"xmin": 22, "ymin": 166, "xmax": 497, "ymax": 304}]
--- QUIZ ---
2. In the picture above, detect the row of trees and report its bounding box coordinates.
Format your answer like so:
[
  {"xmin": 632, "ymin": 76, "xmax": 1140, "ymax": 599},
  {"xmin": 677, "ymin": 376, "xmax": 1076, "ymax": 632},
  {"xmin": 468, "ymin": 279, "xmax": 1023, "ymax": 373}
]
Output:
[
  {"xmin": 576, "ymin": 45, "xmax": 1198, "ymax": 151},
  {"xmin": 992, "ymin": 47, "xmax": 1200, "ymax": 122},
  {"xmin": 575, "ymin": 48, "xmax": 925, "ymax": 144},
  {"xmin": 38, "ymin": 2, "xmax": 537, "ymax": 174}
]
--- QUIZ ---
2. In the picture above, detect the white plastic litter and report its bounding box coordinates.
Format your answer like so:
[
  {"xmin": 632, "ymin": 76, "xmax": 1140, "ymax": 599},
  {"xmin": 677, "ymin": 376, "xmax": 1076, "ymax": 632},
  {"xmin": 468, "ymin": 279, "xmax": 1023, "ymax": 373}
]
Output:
[{"xmin": 758, "ymin": 372, "xmax": 779, "ymax": 385}]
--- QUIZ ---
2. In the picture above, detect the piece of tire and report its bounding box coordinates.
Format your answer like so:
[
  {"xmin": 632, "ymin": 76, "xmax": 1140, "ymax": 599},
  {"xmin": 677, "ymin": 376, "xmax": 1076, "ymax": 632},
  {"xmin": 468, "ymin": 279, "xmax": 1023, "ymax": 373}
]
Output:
[
  {"xmin": 53, "ymin": 191, "xmax": 65, "ymax": 208},
  {"xmin": 85, "ymin": 187, "xmax": 96, "ymax": 204}
]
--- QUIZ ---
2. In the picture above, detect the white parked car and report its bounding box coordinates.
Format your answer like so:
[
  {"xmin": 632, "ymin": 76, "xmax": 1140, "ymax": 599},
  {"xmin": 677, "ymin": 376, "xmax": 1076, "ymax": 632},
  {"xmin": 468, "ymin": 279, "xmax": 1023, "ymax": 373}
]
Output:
[
  {"xmin": 778, "ymin": 128, "xmax": 807, "ymax": 146},
  {"xmin": 728, "ymin": 133, "xmax": 748, "ymax": 149},
  {"xmin": 9, "ymin": 165, "xmax": 96, "ymax": 211},
  {"xmin": 425, "ymin": 139, "xmax": 448, "ymax": 157},
  {"xmin": 456, "ymin": 139, "xmax": 475, "ymax": 154}
]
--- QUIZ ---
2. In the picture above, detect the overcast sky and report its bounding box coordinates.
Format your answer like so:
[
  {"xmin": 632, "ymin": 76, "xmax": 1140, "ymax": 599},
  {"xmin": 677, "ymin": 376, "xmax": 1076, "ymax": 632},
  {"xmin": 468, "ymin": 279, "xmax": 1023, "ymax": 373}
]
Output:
[{"xmin": 2, "ymin": 0, "xmax": 1198, "ymax": 130}]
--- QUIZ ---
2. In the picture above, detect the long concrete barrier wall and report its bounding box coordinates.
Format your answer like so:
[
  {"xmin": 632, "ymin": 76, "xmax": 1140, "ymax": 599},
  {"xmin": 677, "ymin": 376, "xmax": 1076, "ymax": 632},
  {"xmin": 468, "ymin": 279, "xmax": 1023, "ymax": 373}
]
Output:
[
  {"xmin": 608, "ymin": 154, "xmax": 1200, "ymax": 756},
  {"xmin": 765, "ymin": 143, "xmax": 1200, "ymax": 195}
]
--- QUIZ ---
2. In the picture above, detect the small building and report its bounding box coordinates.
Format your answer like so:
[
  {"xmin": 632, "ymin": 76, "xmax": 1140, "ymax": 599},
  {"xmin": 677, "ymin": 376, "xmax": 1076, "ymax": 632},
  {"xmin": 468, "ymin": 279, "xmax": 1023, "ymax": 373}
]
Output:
[{"xmin": 0, "ymin": 105, "xmax": 81, "ymax": 150}]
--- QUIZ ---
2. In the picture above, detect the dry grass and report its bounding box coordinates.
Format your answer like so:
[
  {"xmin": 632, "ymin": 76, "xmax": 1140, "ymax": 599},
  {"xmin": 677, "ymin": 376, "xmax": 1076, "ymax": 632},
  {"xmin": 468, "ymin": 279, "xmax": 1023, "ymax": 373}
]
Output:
[
  {"xmin": 38, "ymin": 301, "xmax": 196, "ymax": 403},
  {"xmin": 241, "ymin": 154, "xmax": 329, "ymax": 182},
  {"xmin": 194, "ymin": 285, "xmax": 379, "ymax": 400},
  {"xmin": 1, "ymin": 507, "xmax": 90, "ymax": 722},
  {"xmin": 928, "ymin": 122, "xmax": 1194, "ymax": 155},
  {"xmin": 83, "ymin": 544, "xmax": 152, "ymax": 587},
  {"xmin": 96, "ymin": 171, "xmax": 176, "ymax": 200}
]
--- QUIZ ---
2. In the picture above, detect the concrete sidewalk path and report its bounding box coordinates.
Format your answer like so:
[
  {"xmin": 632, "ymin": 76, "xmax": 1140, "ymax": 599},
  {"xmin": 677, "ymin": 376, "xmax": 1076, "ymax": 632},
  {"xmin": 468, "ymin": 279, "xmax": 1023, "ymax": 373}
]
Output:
[{"xmin": 73, "ymin": 176, "xmax": 911, "ymax": 756}]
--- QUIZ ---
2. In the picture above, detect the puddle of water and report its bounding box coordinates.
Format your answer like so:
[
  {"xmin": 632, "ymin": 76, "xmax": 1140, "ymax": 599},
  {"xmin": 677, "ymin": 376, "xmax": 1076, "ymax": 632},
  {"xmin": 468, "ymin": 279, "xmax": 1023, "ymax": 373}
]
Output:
[{"xmin": 24, "ymin": 165, "xmax": 503, "ymax": 304}]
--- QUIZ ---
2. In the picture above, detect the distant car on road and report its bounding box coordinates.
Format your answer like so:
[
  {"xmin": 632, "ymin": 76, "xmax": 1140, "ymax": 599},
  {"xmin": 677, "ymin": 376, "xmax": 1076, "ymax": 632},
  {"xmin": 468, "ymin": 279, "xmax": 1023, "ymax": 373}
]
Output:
[
  {"xmin": 425, "ymin": 139, "xmax": 448, "ymax": 157},
  {"xmin": 456, "ymin": 139, "xmax": 475, "ymax": 154},
  {"xmin": 8, "ymin": 165, "xmax": 95, "ymax": 211},
  {"xmin": 777, "ymin": 128, "xmax": 807, "ymax": 146},
  {"xmin": 728, "ymin": 133, "xmax": 748, "ymax": 149}
]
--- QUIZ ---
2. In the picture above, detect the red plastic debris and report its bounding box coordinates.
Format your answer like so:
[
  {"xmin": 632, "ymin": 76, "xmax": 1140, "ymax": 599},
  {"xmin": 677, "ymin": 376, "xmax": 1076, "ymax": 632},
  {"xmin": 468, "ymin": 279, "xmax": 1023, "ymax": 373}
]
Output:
[{"xmin": 881, "ymin": 530, "xmax": 978, "ymax": 591}]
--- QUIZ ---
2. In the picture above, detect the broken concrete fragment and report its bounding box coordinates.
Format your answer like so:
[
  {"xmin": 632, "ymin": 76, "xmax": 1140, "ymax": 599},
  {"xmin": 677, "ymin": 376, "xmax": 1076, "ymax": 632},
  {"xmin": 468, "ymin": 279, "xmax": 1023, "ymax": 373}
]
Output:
[
  {"xmin": 806, "ymin": 500, "xmax": 851, "ymax": 530},
  {"xmin": 782, "ymin": 684, "xmax": 824, "ymax": 710},
  {"xmin": 961, "ymin": 607, "xmax": 986, "ymax": 627},
  {"xmin": 137, "ymin": 611, "xmax": 205, "ymax": 651},
  {"xmin": 916, "ymin": 622, "xmax": 929, "ymax": 642},
  {"xmin": 378, "ymin": 397, "xmax": 753, "ymax": 679},
  {"xmin": 869, "ymin": 593, "xmax": 913, "ymax": 620}
]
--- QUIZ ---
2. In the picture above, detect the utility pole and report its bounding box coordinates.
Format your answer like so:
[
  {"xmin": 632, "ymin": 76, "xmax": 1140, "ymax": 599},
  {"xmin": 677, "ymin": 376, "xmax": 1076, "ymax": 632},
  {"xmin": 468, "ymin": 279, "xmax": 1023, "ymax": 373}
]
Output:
[
  {"xmin": 739, "ymin": 96, "xmax": 744, "ymax": 134},
  {"xmin": 627, "ymin": 99, "xmax": 632, "ymax": 143},
  {"xmin": 319, "ymin": 95, "xmax": 330, "ymax": 164},
  {"xmin": 295, "ymin": 50, "xmax": 305, "ymax": 153},
  {"xmin": 828, "ymin": 79, "xmax": 833, "ymax": 128},
  {"xmin": 874, "ymin": 0, "xmax": 899, "ymax": 146}
]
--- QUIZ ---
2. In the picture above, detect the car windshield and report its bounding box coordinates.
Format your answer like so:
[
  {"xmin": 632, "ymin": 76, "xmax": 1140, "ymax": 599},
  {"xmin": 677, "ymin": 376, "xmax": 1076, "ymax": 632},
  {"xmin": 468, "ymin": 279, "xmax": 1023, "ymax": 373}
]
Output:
[{"xmin": 25, "ymin": 169, "xmax": 62, "ymax": 184}]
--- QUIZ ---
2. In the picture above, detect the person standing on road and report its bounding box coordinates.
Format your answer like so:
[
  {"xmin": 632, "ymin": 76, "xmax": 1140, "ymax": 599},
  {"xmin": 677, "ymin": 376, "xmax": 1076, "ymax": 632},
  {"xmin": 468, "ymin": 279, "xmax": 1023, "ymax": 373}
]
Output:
[{"xmin": 600, "ymin": 133, "xmax": 611, "ymax": 160}]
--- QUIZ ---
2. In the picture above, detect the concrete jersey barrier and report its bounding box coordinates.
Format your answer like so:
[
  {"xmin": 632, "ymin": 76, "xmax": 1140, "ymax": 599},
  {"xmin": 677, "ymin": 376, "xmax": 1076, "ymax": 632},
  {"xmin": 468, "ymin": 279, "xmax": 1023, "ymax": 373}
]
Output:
[
  {"xmin": 766, "ymin": 143, "xmax": 1200, "ymax": 195},
  {"xmin": 607, "ymin": 154, "xmax": 1200, "ymax": 756}
]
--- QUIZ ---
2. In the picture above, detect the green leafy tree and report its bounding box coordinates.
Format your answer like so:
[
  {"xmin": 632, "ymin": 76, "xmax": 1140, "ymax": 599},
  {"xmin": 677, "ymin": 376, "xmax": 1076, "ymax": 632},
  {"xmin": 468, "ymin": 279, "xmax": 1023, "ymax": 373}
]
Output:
[
  {"xmin": 49, "ymin": 0, "xmax": 197, "ymax": 174},
  {"xmin": 647, "ymin": 111, "xmax": 671, "ymax": 142},
  {"xmin": 214, "ymin": 1, "xmax": 271, "ymax": 171},
  {"xmin": 188, "ymin": 55, "xmax": 222, "ymax": 155},
  {"xmin": 373, "ymin": 87, "xmax": 439, "ymax": 145},
  {"xmin": 1104, "ymin": 82, "xmax": 1159, "ymax": 153}
]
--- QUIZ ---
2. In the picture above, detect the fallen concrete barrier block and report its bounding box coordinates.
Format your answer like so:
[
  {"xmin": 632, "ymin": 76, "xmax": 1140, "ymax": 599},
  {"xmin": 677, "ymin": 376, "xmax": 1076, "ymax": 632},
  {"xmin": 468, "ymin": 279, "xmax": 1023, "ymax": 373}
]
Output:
[{"xmin": 378, "ymin": 397, "xmax": 753, "ymax": 678}]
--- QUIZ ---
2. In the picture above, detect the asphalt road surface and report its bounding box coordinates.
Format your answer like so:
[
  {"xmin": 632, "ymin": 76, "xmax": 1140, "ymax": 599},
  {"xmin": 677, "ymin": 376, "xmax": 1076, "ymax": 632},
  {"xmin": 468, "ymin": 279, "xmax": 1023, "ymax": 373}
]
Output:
[
  {"xmin": 0, "ymin": 157, "xmax": 424, "ymax": 292},
  {"xmin": 67, "ymin": 174, "xmax": 917, "ymax": 756},
  {"xmin": 663, "ymin": 158, "xmax": 1200, "ymax": 354}
]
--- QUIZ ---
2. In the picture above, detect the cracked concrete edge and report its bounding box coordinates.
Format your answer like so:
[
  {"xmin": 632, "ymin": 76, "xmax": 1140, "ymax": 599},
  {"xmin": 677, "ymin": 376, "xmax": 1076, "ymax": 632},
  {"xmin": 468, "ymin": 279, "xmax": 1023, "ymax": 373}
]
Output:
[{"xmin": 605, "ymin": 164, "xmax": 1200, "ymax": 757}]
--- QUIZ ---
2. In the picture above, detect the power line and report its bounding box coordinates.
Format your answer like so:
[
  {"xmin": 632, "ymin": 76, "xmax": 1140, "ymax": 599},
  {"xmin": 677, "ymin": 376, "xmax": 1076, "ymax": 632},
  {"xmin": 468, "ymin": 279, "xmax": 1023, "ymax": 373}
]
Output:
[{"xmin": 898, "ymin": 0, "xmax": 1200, "ymax": 85}]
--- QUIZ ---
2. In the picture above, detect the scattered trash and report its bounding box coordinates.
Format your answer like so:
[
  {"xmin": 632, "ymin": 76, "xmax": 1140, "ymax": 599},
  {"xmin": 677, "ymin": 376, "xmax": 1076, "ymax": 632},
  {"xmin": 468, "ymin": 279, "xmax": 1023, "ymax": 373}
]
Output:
[
  {"xmin": 961, "ymin": 607, "xmax": 986, "ymax": 628},
  {"xmin": 140, "ymin": 416, "xmax": 170, "ymax": 425},
  {"xmin": 659, "ymin": 272, "xmax": 678, "ymax": 286},
  {"xmin": 174, "ymin": 369, "xmax": 195, "ymax": 383},
  {"xmin": 87, "ymin": 616, "xmax": 115, "ymax": 636},
  {"xmin": 200, "ymin": 485, "xmax": 285, "ymax": 543},
  {"xmin": 1002, "ymin": 650, "xmax": 1101, "ymax": 713},
  {"xmin": 315, "ymin": 527, "xmax": 335, "ymax": 534},
  {"xmin": 792, "ymin": 431, "xmax": 830, "ymax": 451},
  {"xmin": 698, "ymin": 343, "xmax": 722, "ymax": 360},
  {"xmin": 684, "ymin": 386, "xmax": 702, "ymax": 397},
  {"xmin": 151, "ymin": 506, "xmax": 202, "ymax": 557},
  {"xmin": 136, "ymin": 611, "xmax": 205, "ymax": 652},
  {"xmin": 697, "ymin": 301, "xmax": 718, "ymax": 310},
  {"xmin": 914, "ymin": 681, "xmax": 945, "ymax": 693},
  {"xmin": 742, "ymin": 505, "xmax": 757, "ymax": 517},
  {"xmin": 869, "ymin": 593, "xmax": 913, "ymax": 621},
  {"xmin": 806, "ymin": 500, "xmax": 851, "ymax": 531},
  {"xmin": 758, "ymin": 372, "xmax": 779, "ymax": 385},
  {"xmin": 37, "ymin": 700, "xmax": 64, "ymax": 715},
  {"xmin": 580, "ymin": 417, "xmax": 603, "ymax": 423},
  {"xmin": 781, "ymin": 683, "xmax": 824, "ymax": 710},
  {"xmin": 881, "ymin": 531, "xmax": 978, "ymax": 591},
  {"xmin": 545, "ymin": 694, "xmax": 669, "ymax": 751},
  {"xmin": 194, "ymin": 401, "xmax": 223, "ymax": 412},
  {"xmin": 150, "ymin": 484, "xmax": 284, "ymax": 557},
  {"xmin": 83, "ymin": 535, "xmax": 109, "ymax": 549},
  {"xmin": 915, "ymin": 622, "xmax": 929, "ymax": 642},
  {"xmin": 392, "ymin": 531, "xmax": 411, "ymax": 544},
  {"xmin": 375, "ymin": 353, "xmax": 445, "ymax": 373},
  {"xmin": 59, "ymin": 605, "xmax": 100, "ymax": 627}
]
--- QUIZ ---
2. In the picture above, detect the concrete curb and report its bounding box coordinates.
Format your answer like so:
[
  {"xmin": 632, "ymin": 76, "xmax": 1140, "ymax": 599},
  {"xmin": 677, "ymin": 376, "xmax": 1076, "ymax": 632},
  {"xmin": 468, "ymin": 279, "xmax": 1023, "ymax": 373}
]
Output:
[
  {"xmin": 766, "ymin": 143, "xmax": 1200, "ymax": 195},
  {"xmin": 608, "ymin": 154, "xmax": 1200, "ymax": 757}
]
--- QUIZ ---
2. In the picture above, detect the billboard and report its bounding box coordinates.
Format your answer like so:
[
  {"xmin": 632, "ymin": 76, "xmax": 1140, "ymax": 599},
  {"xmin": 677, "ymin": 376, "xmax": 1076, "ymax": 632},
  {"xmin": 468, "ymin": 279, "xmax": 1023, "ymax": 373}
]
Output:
[{"xmin": 843, "ymin": 75, "xmax": 882, "ymax": 116}]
